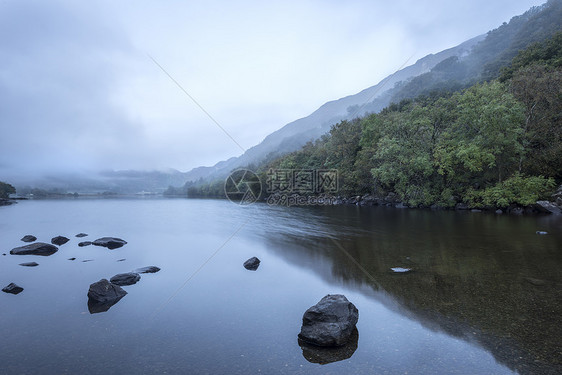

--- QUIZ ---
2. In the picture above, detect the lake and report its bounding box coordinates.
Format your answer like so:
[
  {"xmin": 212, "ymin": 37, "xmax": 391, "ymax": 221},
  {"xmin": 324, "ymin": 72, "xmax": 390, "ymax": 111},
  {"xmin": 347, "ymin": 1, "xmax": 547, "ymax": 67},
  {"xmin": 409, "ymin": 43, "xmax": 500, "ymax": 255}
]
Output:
[{"xmin": 1, "ymin": 198, "xmax": 561, "ymax": 374}]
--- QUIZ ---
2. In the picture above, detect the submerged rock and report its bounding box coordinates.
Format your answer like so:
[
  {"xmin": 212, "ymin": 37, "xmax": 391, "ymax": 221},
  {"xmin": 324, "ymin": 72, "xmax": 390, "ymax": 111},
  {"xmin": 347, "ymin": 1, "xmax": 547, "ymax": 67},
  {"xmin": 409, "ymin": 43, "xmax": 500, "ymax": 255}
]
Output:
[
  {"xmin": 51, "ymin": 236, "xmax": 70, "ymax": 245},
  {"xmin": 75, "ymin": 233, "xmax": 88, "ymax": 238},
  {"xmin": 391, "ymin": 267, "xmax": 413, "ymax": 273},
  {"xmin": 21, "ymin": 235, "xmax": 37, "ymax": 243},
  {"xmin": 87, "ymin": 279, "xmax": 127, "ymax": 313},
  {"xmin": 10, "ymin": 242, "xmax": 58, "ymax": 256},
  {"xmin": 19, "ymin": 262, "xmax": 39, "ymax": 267},
  {"xmin": 92, "ymin": 237, "xmax": 127, "ymax": 249},
  {"xmin": 135, "ymin": 266, "xmax": 160, "ymax": 274},
  {"xmin": 298, "ymin": 294, "xmax": 359, "ymax": 347},
  {"xmin": 2, "ymin": 283, "xmax": 24, "ymax": 295},
  {"xmin": 110, "ymin": 272, "xmax": 141, "ymax": 286},
  {"xmin": 78, "ymin": 241, "xmax": 92, "ymax": 247},
  {"xmin": 243, "ymin": 256, "xmax": 261, "ymax": 271},
  {"xmin": 299, "ymin": 328, "xmax": 358, "ymax": 364}
]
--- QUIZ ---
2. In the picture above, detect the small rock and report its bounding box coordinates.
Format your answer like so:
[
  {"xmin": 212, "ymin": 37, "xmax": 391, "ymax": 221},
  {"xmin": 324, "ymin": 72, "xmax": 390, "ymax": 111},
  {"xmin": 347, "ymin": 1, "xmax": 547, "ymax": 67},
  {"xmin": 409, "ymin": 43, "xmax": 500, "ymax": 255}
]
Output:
[
  {"xmin": 298, "ymin": 294, "xmax": 359, "ymax": 347},
  {"xmin": 110, "ymin": 272, "xmax": 141, "ymax": 286},
  {"xmin": 391, "ymin": 267, "xmax": 412, "ymax": 273},
  {"xmin": 135, "ymin": 266, "xmax": 160, "ymax": 274},
  {"xmin": 495, "ymin": 209, "xmax": 503, "ymax": 214},
  {"xmin": 2, "ymin": 283, "xmax": 24, "ymax": 295},
  {"xmin": 82, "ymin": 259, "xmax": 94, "ymax": 262},
  {"xmin": 68, "ymin": 257, "xmax": 76, "ymax": 261},
  {"xmin": 117, "ymin": 258, "xmax": 126, "ymax": 262},
  {"xmin": 75, "ymin": 233, "xmax": 88, "ymax": 238},
  {"xmin": 19, "ymin": 262, "xmax": 39, "ymax": 267},
  {"xmin": 10, "ymin": 242, "xmax": 58, "ymax": 256},
  {"xmin": 87, "ymin": 279, "xmax": 127, "ymax": 314},
  {"xmin": 78, "ymin": 241, "xmax": 92, "ymax": 247},
  {"xmin": 471, "ymin": 209, "xmax": 482, "ymax": 213},
  {"xmin": 536, "ymin": 231, "xmax": 548, "ymax": 235},
  {"xmin": 455, "ymin": 203, "xmax": 469, "ymax": 210},
  {"xmin": 92, "ymin": 237, "xmax": 127, "ymax": 249},
  {"xmin": 51, "ymin": 236, "xmax": 70, "ymax": 245},
  {"xmin": 243, "ymin": 257, "xmax": 261, "ymax": 271},
  {"xmin": 21, "ymin": 235, "xmax": 37, "ymax": 243}
]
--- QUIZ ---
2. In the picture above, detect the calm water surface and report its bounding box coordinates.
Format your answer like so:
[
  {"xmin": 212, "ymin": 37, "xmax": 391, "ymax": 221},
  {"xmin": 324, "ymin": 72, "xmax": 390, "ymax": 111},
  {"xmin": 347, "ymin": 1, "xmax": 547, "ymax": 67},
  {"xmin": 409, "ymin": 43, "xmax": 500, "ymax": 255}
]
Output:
[{"xmin": 0, "ymin": 198, "xmax": 561, "ymax": 374}]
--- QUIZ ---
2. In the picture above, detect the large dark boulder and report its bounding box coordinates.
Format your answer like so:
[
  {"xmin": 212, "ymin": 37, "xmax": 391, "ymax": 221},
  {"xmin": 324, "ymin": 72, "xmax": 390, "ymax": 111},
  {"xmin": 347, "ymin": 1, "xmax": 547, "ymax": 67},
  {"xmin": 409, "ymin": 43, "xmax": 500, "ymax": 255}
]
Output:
[
  {"xmin": 243, "ymin": 257, "xmax": 261, "ymax": 271},
  {"xmin": 51, "ymin": 236, "xmax": 70, "ymax": 245},
  {"xmin": 110, "ymin": 272, "xmax": 141, "ymax": 286},
  {"xmin": 21, "ymin": 235, "xmax": 37, "ymax": 243},
  {"xmin": 298, "ymin": 294, "xmax": 359, "ymax": 347},
  {"xmin": 92, "ymin": 237, "xmax": 127, "ymax": 249},
  {"xmin": 87, "ymin": 279, "xmax": 127, "ymax": 313},
  {"xmin": 2, "ymin": 283, "xmax": 24, "ymax": 295},
  {"xmin": 10, "ymin": 242, "xmax": 58, "ymax": 256},
  {"xmin": 135, "ymin": 266, "xmax": 160, "ymax": 274}
]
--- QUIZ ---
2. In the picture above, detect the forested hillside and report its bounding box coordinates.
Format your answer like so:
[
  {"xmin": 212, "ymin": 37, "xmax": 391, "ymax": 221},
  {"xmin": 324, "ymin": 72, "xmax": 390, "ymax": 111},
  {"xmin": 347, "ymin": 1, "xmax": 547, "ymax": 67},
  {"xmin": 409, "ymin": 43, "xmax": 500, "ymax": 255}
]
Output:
[
  {"xmin": 188, "ymin": 31, "xmax": 562, "ymax": 210},
  {"xmin": 262, "ymin": 32, "xmax": 562, "ymax": 209}
]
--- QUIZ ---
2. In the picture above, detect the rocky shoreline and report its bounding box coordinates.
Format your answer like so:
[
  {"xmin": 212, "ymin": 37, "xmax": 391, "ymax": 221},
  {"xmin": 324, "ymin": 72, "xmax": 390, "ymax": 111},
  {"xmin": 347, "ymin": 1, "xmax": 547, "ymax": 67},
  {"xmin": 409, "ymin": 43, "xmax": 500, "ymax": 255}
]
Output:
[{"xmin": 331, "ymin": 191, "xmax": 562, "ymax": 216}]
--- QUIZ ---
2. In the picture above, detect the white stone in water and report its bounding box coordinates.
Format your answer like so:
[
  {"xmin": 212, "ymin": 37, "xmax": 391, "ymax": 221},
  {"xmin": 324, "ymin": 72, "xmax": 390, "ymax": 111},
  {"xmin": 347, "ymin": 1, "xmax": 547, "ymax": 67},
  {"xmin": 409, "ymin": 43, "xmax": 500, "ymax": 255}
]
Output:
[
  {"xmin": 391, "ymin": 267, "xmax": 412, "ymax": 273},
  {"xmin": 536, "ymin": 231, "xmax": 548, "ymax": 235}
]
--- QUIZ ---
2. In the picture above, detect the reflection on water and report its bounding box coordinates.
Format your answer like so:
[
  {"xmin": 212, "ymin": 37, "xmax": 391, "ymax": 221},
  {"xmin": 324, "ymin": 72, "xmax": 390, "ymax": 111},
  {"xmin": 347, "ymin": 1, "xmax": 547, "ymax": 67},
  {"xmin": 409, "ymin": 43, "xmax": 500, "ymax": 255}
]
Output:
[
  {"xmin": 257, "ymin": 205, "xmax": 562, "ymax": 375},
  {"xmin": 298, "ymin": 328, "xmax": 359, "ymax": 364}
]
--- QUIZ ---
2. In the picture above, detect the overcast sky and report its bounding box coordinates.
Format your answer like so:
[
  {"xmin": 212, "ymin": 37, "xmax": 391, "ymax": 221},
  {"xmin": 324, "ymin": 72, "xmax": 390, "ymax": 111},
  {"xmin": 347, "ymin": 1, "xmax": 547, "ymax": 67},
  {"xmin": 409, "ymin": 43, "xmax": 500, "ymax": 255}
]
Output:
[{"xmin": 0, "ymin": 0, "xmax": 546, "ymax": 180}]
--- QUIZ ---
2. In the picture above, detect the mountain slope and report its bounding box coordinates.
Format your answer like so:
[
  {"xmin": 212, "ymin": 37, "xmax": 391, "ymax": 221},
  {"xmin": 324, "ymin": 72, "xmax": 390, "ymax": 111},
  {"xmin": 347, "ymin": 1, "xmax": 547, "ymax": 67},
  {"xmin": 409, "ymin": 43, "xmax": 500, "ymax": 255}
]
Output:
[{"xmin": 179, "ymin": 35, "xmax": 485, "ymax": 184}]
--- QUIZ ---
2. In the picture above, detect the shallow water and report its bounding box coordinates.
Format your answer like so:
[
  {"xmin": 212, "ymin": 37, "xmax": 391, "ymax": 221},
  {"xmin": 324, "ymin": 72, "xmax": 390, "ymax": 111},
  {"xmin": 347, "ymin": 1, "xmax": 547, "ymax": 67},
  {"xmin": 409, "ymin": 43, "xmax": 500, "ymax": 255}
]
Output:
[{"xmin": 0, "ymin": 198, "xmax": 560, "ymax": 374}]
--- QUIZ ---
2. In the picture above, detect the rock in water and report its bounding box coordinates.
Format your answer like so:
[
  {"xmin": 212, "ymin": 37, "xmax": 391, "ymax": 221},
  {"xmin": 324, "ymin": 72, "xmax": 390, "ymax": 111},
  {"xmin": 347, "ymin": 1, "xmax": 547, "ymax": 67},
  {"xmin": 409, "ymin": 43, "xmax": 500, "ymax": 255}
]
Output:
[
  {"xmin": 536, "ymin": 231, "xmax": 548, "ymax": 235},
  {"xmin": 88, "ymin": 279, "xmax": 127, "ymax": 311},
  {"xmin": 19, "ymin": 262, "xmax": 39, "ymax": 267},
  {"xmin": 391, "ymin": 267, "xmax": 413, "ymax": 273},
  {"xmin": 2, "ymin": 283, "xmax": 24, "ymax": 295},
  {"xmin": 21, "ymin": 235, "xmax": 37, "ymax": 243},
  {"xmin": 78, "ymin": 241, "xmax": 92, "ymax": 247},
  {"xmin": 298, "ymin": 294, "xmax": 359, "ymax": 347},
  {"xmin": 10, "ymin": 242, "xmax": 58, "ymax": 256},
  {"xmin": 135, "ymin": 266, "xmax": 160, "ymax": 274},
  {"xmin": 51, "ymin": 236, "xmax": 70, "ymax": 245},
  {"xmin": 243, "ymin": 257, "xmax": 261, "ymax": 271},
  {"xmin": 75, "ymin": 233, "xmax": 88, "ymax": 238},
  {"xmin": 110, "ymin": 272, "xmax": 141, "ymax": 286},
  {"xmin": 92, "ymin": 237, "xmax": 127, "ymax": 249}
]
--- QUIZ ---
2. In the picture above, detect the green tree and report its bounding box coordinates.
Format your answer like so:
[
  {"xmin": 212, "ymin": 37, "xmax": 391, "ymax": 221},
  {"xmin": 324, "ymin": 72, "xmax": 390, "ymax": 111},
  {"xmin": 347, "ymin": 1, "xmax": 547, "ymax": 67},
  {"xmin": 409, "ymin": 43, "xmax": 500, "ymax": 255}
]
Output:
[{"xmin": 0, "ymin": 181, "xmax": 16, "ymax": 199}]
